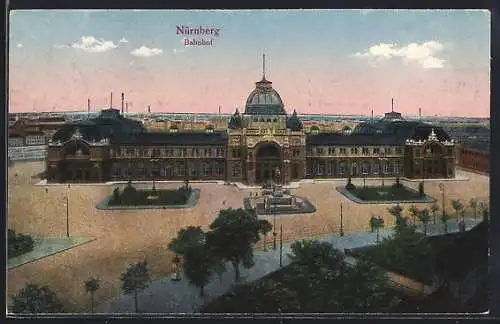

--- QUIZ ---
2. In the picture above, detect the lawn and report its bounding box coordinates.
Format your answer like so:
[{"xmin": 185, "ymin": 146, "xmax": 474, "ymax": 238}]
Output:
[{"xmin": 340, "ymin": 184, "xmax": 436, "ymax": 204}]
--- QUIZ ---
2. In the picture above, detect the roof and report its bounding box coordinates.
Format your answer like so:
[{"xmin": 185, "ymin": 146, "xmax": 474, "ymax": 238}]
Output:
[
  {"xmin": 51, "ymin": 108, "xmax": 145, "ymax": 142},
  {"xmin": 430, "ymin": 221, "xmax": 488, "ymax": 281},
  {"xmin": 244, "ymin": 77, "xmax": 286, "ymax": 115},
  {"xmin": 461, "ymin": 141, "xmax": 489, "ymax": 154},
  {"xmin": 113, "ymin": 131, "xmax": 228, "ymax": 145},
  {"xmin": 353, "ymin": 118, "xmax": 451, "ymax": 142},
  {"xmin": 306, "ymin": 133, "xmax": 405, "ymax": 145}
]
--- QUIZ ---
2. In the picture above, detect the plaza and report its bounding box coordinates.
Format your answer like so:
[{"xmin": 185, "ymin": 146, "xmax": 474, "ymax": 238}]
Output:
[{"xmin": 7, "ymin": 161, "xmax": 489, "ymax": 313}]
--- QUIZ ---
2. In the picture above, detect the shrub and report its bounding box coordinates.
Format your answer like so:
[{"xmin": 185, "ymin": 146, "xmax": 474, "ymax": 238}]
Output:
[
  {"xmin": 392, "ymin": 176, "xmax": 403, "ymax": 189},
  {"xmin": 8, "ymin": 229, "xmax": 35, "ymax": 259},
  {"xmin": 418, "ymin": 182, "xmax": 425, "ymax": 197},
  {"xmin": 345, "ymin": 176, "xmax": 356, "ymax": 190}
]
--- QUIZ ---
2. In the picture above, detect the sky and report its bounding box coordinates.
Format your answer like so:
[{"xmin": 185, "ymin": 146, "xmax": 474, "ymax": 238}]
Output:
[{"xmin": 9, "ymin": 9, "xmax": 490, "ymax": 117}]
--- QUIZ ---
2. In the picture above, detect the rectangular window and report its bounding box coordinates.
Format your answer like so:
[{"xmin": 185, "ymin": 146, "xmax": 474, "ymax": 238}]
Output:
[
  {"xmin": 362, "ymin": 148, "xmax": 369, "ymax": 155},
  {"xmin": 339, "ymin": 163, "xmax": 346, "ymax": 175},
  {"xmin": 351, "ymin": 147, "xmax": 358, "ymax": 155},
  {"xmin": 373, "ymin": 163, "xmax": 380, "ymax": 174},
  {"xmin": 396, "ymin": 147, "xmax": 403, "ymax": 154},
  {"xmin": 203, "ymin": 163, "xmax": 212, "ymax": 176},
  {"xmin": 373, "ymin": 147, "xmax": 380, "ymax": 155},
  {"xmin": 232, "ymin": 164, "xmax": 241, "ymax": 177},
  {"xmin": 385, "ymin": 147, "xmax": 392, "ymax": 154},
  {"xmin": 328, "ymin": 147, "xmax": 335, "ymax": 155},
  {"xmin": 216, "ymin": 165, "xmax": 224, "ymax": 176},
  {"xmin": 316, "ymin": 148, "xmax": 324, "ymax": 155},
  {"xmin": 339, "ymin": 148, "xmax": 347, "ymax": 155},
  {"xmin": 190, "ymin": 167, "xmax": 199, "ymax": 177}
]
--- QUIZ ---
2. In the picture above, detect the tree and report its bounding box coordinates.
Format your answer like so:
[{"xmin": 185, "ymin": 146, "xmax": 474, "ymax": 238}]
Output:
[
  {"xmin": 369, "ymin": 216, "xmax": 384, "ymax": 243},
  {"xmin": 451, "ymin": 199, "xmax": 464, "ymax": 220},
  {"xmin": 417, "ymin": 208, "xmax": 431, "ymax": 235},
  {"xmin": 418, "ymin": 182, "xmax": 425, "ymax": 197},
  {"xmin": 388, "ymin": 205, "xmax": 408, "ymax": 234},
  {"xmin": 206, "ymin": 208, "xmax": 271, "ymax": 282},
  {"xmin": 469, "ymin": 198, "xmax": 478, "ymax": 220},
  {"xmin": 11, "ymin": 283, "xmax": 64, "ymax": 313},
  {"xmin": 430, "ymin": 203, "xmax": 439, "ymax": 224},
  {"xmin": 168, "ymin": 226, "xmax": 205, "ymax": 256},
  {"xmin": 441, "ymin": 211, "xmax": 450, "ymax": 233},
  {"xmin": 183, "ymin": 242, "xmax": 216, "ymax": 297},
  {"xmin": 120, "ymin": 260, "xmax": 150, "ymax": 313},
  {"xmin": 84, "ymin": 277, "xmax": 100, "ymax": 313},
  {"xmin": 408, "ymin": 205, "xmax": 419, "ymax": 225}
]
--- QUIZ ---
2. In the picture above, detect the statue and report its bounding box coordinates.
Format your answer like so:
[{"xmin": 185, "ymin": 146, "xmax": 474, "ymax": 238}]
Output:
[{"xmin": 274, "ymin": 166, "xmax": 281, "ymax": 184}]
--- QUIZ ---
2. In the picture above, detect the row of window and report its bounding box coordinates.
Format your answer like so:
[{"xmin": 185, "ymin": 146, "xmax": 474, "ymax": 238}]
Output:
[
  {"xmin": 110, "ymin": 147, "xmax": 225, "ymax": 158},
  {"xmin": 309, "ymin": 146, "xmax": 404, "ymax": 156},
  {"xmin": 111, "ymin": 163, "xmax": 225, "ymax": 177},
  {"xmin": 309, "ymin": 160, "xmax": 400, "ymax": 176},
  {"xmin": 8, "ymin": 136, "xmax": 46, "ymax": 146}
]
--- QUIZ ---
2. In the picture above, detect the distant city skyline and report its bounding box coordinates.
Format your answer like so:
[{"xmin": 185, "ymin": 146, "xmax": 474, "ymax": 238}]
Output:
[{"xmin": 9, "ymin": 10, "xmax": 490, "ymax": 117}]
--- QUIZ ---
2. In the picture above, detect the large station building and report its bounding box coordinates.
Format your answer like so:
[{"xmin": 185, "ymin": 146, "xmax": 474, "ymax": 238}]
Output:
[{"xmin": 46, "ymin": 62, "xmax": 456, "ymax": 184}]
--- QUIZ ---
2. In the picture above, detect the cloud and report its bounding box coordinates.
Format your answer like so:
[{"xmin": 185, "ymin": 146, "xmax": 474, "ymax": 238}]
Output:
[
  {"xmin": 130, "ymin": 46, "xmax": 163, "ymax": 57},
  {"xmin": 16, "ymin": 43, "xmax": 23, "ymax": 48},
  {"xmin": 70, "ymin": 36, "xmax": 118, "ymax": 53},
  {"xmin": 119, "ymin": 37, "xmax": 129, "ymax": 44},
  {"xmin": 354, "ymin": 41, "xmax": 447, "ymax": 69}
]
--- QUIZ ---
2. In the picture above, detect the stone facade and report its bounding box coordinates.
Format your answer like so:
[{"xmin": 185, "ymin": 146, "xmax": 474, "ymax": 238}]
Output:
[{"xmin": 45, "ymin": 67, "xmax": 456, "ymax": 184}]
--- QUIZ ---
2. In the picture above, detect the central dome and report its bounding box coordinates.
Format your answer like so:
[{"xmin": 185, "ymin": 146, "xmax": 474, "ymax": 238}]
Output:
[
  {"xmin": 244, "ymin": 54, "xmax": 286, "ymax": 115},
  {"xmin": 244, "ymin": 77, "xmax": 286, "ymax": 115}
]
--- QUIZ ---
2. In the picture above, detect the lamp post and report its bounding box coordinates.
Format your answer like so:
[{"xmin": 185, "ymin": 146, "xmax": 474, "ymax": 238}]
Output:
[
  {"xmin": 273, "ymin": 201, "xmax": 277, "ymax": 250},
  {"xmin": 279, "ymin": 224, "xmax": 283, "ymax": 267},
  {"xmin": 150, "ymin": 150, "xmax": 159, "ymax": 191},
  {"xmin": 362, "ymin": 171, "xmax": 368, "ymax": 189},
  {"xmin": 340, "ymin": 202, "xmax": 344, "ymax": 236},
  {"xmin": 378, "ymin": 153, "xmax": 388, "ymax": 189},
  {"xmin": 439, "ymin": 183, "xmax": 445, "ymax": 223},
  {"xmin": 283, "ymin": 159, "xmax": 290, "ymax": 185},
  {"xmin": 65, "ymin": 185, "xmax": 70, "ymax": 238}
]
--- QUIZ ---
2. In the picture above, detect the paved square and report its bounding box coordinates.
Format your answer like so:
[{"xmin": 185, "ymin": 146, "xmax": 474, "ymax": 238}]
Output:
[{"xmin": 7, "ymin": 161, "xmax": 489, "ymax": 312}]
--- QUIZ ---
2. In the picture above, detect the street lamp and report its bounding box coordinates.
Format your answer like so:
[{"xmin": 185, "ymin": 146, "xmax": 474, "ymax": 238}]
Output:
[
  {"xmin": 340, "ymin": 202, "xmax": 344, "ymax": 236},
  {"xmin": 65, "ymin": 186, "xmax": 70, "ymax": 238},
  {"xmin": 283, "ymin": 159, "xmax": 290, "ymax": 185},
  {"xmin": 279, "ymin": 224, "xmax": 283, "ymax": 267},
  {"xmin": 362, "ymin": 170, "xmax": 368, "ymax": 189},
  {"xmin": 273, "ymin": 201, "xmax": 277, "ymax": 250},
  {"xmin": 439, "ymin": 183, "xmax": 445, "ymax": 223},
  {"xmin": 150, "ymin": 150, "xmax": 159, "ymax": 191},
  {"xmin": 378, "ymin": 153, "xmax": 388, "ymax": 189}
]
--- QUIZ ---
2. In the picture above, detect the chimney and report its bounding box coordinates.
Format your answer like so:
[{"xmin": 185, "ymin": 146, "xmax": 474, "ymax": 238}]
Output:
[
  {"xmin": 371, "ymin": 109, "xmax": 374, "ymax": 123},
  {"xmin": 419, "ymin": 107, "xmax": 422, "ymax": 121},
  {"xmin": 126, "ymin": 102, "xmax": 129, "ymax": 114},
  {"xmin": 219, "ymin": 105, "xmax": 221, "ymax": 115},
  {"xmin": 148, "ymin": 105, "xmax": 151, "ymax": 114},
  {"xmin": 121, "ymin": 92, "xmax": 125, "ymax": 114},
  {"xmin": 391, "ymin": 98, "xmax": 394, "ymax": 112},
  {"xmin": 87, "ymin": 98, "xmax": 90, "ymax": 114},
  {"xmin": 110, "ymin": 92, "xmax": 113, "ymax": 109}
]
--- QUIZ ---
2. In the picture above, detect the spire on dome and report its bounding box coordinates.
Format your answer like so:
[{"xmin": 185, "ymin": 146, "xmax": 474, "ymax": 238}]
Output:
[{"xmin": 262, "ymin": 53, "xmax": 266, "ymax": 80}]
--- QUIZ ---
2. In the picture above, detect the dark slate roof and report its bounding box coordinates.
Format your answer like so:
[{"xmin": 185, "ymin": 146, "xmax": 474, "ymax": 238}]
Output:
[
  {"xmin": 461, "ymin": 141, "xmax": 490, "ymax": 154},
  {"xmin": 51, "ymin": 108, "xmax": 145, "ymax": 142},
  {"xmin": 353, "ymin": 119, "xmax": 451, "ymax": 141},
  {"xmin": 306, "ymin": 133, "xmax": 405, "ymax": 145},
  {"xmin": 113, "ymin": 131, "xmax": 228, "ymax": 145},
  {"xmin": 228, "ymin": 109, "xmax": 243, "ymax": 129},
  {"xmin": 430, "ymin": 221, "xmax": 488, "ymax": 281},
  {"xmin": 286, "ymin": 110, "xmax": 303, "ymax": 131}
]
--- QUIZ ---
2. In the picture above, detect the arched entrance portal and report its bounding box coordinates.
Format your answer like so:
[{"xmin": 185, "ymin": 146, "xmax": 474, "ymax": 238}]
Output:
[{"xmin": 255, "ymin": 142, "xmax": 282, "ymax": 183}]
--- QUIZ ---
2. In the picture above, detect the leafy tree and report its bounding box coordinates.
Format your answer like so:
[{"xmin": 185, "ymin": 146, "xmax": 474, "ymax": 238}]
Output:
[
  {"xmin": 345, "ymin": 177, "xmax": 356, "ymax": 190},
  {"xmin": 168, "ymin": 226, "xmax": 205, "ymax": 256},
  {"xmin": 369, "ymin": 216, "xmax": 384, "ymax": 243},
  {"xmin": 408, "ymin": 205, "xmax": 419, "ymax": 225},
  {"xmin": 451, "ymin": 199, "xmax": 464, "ymax": 220},
  {"xmin": 11, "ymin": 283, "xmax": 64, "ymax": 313},
  {"xmin": 430, "ymin": 203, "xmax": 439, "ymax": 224},
  {"xmin": 120, "ymin": 260, "xmax": 150, "ymax": 313},
  {"xmin": 417, "ymin": 208, "xmax": 431, "ymax": 235},
  {"xmin": 387, "ymin": 204, "xmax": 403, "ymax": 218},
  {"xmin": 84, "ymin": 277, "xmax": 100, "ymax": 313},
  {"xmin": 418, "ymin": 182, "xmax": 425, "ymax": 197},
  {"xmin": 206, "ymin": 208, "xmax": 272, "ymax": 282},
  {"xmin": 183, "ymin": 242, "xmax": 216, "ymax": 297},
  {"xmin": 441, "ymin": 211, "xmax": 450, "ymax": 233},
  {"xmin": 469, "ymin": 198, "xmax": 478, "ymax": 219}
]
